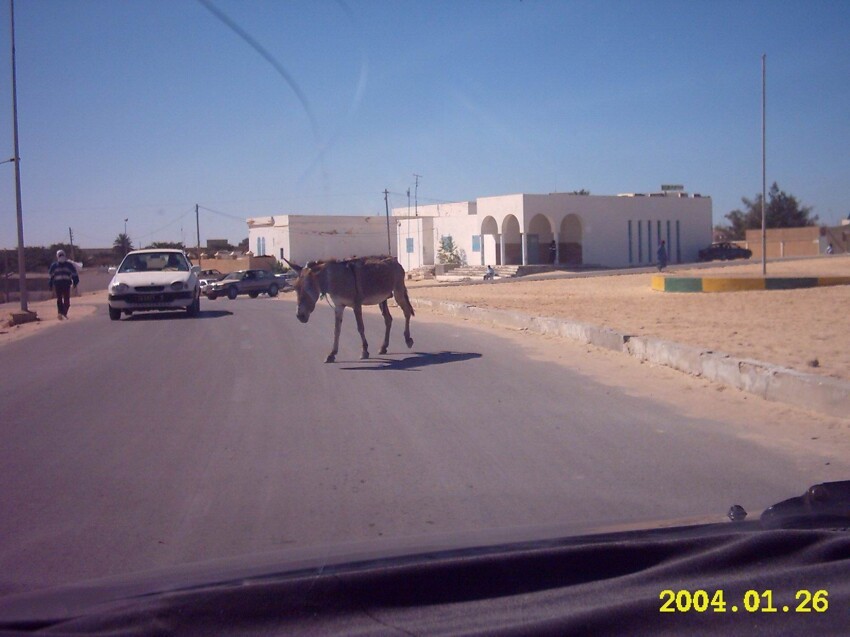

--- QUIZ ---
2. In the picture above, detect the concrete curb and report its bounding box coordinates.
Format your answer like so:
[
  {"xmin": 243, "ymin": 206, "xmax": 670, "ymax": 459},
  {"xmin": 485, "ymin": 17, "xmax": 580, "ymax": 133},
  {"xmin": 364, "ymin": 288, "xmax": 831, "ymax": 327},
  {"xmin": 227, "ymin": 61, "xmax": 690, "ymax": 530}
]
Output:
[{"xmin": 411, "ymin": 297, "xmax": 850, "ymax": 419}]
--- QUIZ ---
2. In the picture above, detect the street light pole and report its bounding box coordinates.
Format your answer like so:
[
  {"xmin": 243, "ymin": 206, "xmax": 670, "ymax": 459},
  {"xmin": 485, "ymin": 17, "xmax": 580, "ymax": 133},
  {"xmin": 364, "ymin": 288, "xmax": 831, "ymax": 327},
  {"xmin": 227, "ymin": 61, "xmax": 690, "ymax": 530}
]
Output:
[
  {"xmin": 761, "ymin": 54, "xmax": 767, "ymax": 276},
  {"xmin": 383, "ymin": 189, "xmax": 392, "ymax": 256},
  {"xmin": 195, "ymin": 204, "xmax": 201, "ymax": 268},
  {"xmin": 9, "ymin": 0, "xmax": 28, "ymax": 312}
]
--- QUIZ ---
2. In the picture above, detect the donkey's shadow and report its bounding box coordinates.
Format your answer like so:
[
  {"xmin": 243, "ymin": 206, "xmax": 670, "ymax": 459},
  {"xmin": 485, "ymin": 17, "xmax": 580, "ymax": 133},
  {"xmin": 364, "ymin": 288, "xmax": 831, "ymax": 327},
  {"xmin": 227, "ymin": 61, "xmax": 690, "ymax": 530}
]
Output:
[{"xmin": 339, "ymin": 351, "xmax": 481, "ymax": 371}]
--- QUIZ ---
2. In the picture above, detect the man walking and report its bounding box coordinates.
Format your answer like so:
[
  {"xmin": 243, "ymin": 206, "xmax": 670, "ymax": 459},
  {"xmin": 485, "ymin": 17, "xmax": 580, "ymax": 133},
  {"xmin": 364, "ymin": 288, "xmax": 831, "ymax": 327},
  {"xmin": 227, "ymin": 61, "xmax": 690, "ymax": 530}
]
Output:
[
  {"xmin": 48, "ymin": 249, "xmax": 79, "ymax": 319},
  {"xmin": 656, "ymin": 240, "xmax": 668, "ymax": 272}
]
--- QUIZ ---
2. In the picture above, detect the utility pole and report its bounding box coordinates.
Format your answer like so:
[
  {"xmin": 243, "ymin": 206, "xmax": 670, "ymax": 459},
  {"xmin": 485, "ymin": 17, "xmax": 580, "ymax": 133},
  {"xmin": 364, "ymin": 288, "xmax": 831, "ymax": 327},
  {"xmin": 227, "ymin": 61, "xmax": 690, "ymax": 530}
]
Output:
[
  {"xmin": 414, "ymin": 173, "xmax": 421, "ymax": 217},
  {"xmin": 68, "ymin": 227, "xmax": 75, "ymax": 261},
  {"xmin": 406, "ymin": 188, "xmax": 411, "ymax": 270},
  {"xmin": 10, "ymin": 0, "xmax": 28, "ymax": 312},
  {"xmin": 761, "ymin": 54, "xmax": 767, "ymax": 276},
  {"xmin": 2, "ymin": 248, "xmax": 8, "ymax": 303},
  {"xmin": 383, "ymin": 189, "xmax": 392, "ymax": 256},
  {"xmin": 195, "ymin": 204, "xmax": 201, "ymax": 267}
]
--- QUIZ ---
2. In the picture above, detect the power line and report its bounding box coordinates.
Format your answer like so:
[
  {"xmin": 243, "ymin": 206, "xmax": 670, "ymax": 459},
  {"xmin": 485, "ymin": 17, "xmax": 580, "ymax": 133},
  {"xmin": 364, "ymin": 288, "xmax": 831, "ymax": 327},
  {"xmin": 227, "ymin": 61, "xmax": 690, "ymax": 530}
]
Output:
[
  {"xmin": 197, "ymin": 205, "xmax": 251, "ymax": 222},
  {"xmin": 136, "ymin": 207, "xmax": 196, "ymax": 241}
]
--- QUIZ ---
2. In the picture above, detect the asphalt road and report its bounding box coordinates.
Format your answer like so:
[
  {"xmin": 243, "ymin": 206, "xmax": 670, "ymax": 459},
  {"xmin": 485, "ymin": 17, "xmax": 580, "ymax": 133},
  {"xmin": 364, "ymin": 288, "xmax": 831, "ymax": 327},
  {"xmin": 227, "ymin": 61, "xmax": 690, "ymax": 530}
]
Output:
[{"xmin": 1, "ymin": 296, "xmax": 846, "ymax": 595}]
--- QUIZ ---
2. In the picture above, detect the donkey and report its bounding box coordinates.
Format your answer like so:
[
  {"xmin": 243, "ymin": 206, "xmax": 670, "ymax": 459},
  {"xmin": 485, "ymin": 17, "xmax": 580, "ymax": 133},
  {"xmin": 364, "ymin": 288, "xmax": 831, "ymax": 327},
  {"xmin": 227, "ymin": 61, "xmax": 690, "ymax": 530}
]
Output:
[{"xmin": 285, "ymin": 256, "xmax": 415, "ymax": 363}]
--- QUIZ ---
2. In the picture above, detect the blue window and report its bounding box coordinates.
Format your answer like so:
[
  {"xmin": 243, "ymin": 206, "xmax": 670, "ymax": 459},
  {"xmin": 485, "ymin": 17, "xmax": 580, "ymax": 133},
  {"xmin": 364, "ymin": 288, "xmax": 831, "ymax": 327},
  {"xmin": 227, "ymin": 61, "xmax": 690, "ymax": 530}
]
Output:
[
  {"xmin": 406, "ymin": 238, "xmax": 414, "ymax": 254},
  {"xmin": 472, "ymin": 235, "xmax": 481, "ymax": 252}
]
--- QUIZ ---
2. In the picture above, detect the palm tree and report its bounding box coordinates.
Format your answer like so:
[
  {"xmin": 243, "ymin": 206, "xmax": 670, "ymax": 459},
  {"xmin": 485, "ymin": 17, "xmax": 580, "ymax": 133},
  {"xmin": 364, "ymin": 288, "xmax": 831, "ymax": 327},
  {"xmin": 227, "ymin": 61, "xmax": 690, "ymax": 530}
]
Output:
[{"xmin": 113, "ymin": 233, "xmax": 134, "ymax": 258}]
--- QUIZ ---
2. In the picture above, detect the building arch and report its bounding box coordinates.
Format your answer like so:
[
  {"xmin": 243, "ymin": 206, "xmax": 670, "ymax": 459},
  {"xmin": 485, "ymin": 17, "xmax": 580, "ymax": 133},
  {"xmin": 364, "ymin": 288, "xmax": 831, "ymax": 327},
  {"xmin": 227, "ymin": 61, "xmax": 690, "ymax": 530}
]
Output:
[
  {"xmin": 501, "ymin": 215, "xmax": 522, "ymax": 265},
  {"xmin": 559, "ymin": 214, "xmax": 583, "ymax": 264},
  {"xmin": 480, "ymin": 216, "xmax": 499, "ymax": 266},
  {"xmin": 527, "ymin": 214, "xmax": 554, "ymax": 264}
]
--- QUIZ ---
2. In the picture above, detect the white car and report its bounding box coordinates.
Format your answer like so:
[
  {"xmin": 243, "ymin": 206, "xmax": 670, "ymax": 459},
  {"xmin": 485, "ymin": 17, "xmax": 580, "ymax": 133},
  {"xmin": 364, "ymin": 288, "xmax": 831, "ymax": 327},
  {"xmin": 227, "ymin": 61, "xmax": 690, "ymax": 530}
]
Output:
[{"xmin": 107, "ymin": 249, "xmax": 201, "ymax": 320}]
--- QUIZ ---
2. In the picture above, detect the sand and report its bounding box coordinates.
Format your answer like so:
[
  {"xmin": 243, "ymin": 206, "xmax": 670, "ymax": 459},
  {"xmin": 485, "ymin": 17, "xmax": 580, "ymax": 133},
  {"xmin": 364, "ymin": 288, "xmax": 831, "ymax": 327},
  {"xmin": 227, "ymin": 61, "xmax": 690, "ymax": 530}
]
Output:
[{"xmin": 410, "ymin": 255, "xmax": 850, "ymax": 382}]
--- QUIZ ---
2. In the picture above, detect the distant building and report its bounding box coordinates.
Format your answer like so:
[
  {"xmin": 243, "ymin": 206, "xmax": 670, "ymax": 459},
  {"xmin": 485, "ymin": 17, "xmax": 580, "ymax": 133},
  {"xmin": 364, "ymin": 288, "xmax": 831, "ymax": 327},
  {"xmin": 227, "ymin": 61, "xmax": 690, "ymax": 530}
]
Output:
[
  {"xmin": 247, "ymin": 215, "xmax": 397, "ymax": 265},
  {"xmin": 206, "ymin": 239, "xmax": 231, "ymax": 252},
  {"xmin": 394, "ymin": 190, "xmax": 712, "ymax": 269},
  {"xmin": 744, "ymin": 226, "xmax": 849, "ymax": 257},
  {"xmin": 246, "ymin": 189, "xmax": 713, "ymax": 270}
]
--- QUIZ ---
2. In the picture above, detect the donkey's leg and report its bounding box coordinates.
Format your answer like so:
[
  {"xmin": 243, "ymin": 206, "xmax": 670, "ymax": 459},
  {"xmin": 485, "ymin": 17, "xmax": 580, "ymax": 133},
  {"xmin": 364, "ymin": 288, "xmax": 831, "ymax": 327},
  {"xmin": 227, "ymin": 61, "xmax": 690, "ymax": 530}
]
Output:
[
  {"xmin": 353, "ymin": 302, "xmax": 369, "ymax": 359},
  {"xmin": 378, "ymin": 300, "xmax": 392, "ymax": 355},
  {"xmin": 394, "ymin": 286, "xmax": 414, "ymax": 348},
  {"xmin": 326, "ymin": 305, "xmax": 345, "ymax": 363}
]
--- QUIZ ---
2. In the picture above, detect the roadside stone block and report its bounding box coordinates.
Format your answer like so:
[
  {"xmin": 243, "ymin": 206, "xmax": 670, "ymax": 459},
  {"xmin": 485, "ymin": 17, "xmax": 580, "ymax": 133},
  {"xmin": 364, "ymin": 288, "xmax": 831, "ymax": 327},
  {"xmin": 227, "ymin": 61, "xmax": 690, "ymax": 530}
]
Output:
[{"xmin": 6, "ymin": 311, "xmax": 38, "ymax": 327}]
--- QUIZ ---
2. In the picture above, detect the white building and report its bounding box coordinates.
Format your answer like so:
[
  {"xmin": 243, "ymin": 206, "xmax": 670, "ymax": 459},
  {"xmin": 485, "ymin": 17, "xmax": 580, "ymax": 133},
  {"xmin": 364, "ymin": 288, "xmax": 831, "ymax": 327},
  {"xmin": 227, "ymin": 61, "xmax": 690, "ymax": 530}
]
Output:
[
  {"xmin": 247, "ymin": 214, "xmax": 398, "ymax": 264},
  {"xmin": 246, "ymin": 189, "xmax": 712, "ymax": 270},
  {"xmin": 394, "ymin": 190, "xmax": 712, "ymax": 270}
]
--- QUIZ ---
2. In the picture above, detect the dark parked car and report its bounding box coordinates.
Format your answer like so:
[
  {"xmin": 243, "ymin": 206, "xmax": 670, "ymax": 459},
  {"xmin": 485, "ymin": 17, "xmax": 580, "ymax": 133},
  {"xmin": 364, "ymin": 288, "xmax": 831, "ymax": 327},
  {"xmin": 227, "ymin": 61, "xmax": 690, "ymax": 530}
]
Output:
[
  {"xmin": 203, "ymin": 269, "xmax": 280, "ymax": 300},
  {"xmin": 698, "ymin": 242, "xmax": 753, "ymax": 262}
]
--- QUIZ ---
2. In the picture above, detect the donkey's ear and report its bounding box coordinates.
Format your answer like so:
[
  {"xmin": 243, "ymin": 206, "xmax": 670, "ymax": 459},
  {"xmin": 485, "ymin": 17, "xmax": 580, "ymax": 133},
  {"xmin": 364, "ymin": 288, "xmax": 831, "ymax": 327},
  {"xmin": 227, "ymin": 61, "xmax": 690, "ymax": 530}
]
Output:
[{"xmin": 283, "ymin": 258, "xmax": 302, "ymax": 273}]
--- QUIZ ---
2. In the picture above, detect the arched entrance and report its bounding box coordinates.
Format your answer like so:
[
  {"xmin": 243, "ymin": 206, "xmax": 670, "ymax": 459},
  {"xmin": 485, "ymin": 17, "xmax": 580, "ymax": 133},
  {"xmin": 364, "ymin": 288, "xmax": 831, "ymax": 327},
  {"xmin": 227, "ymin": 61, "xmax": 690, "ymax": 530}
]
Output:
[
  {"xmin": 527, "ymin": 214, "xmax": 554, "ymax": 265},
  {"xmin": 501, "ymin": 215, "xmax": 521, "ymax": 265},
  {"xmin": 559, "ymin": 214, "xmax": 582, "ymax": 264},
  {"xmin": 481, "ymin": 216, "xmax": 499, "ymax": 265}
]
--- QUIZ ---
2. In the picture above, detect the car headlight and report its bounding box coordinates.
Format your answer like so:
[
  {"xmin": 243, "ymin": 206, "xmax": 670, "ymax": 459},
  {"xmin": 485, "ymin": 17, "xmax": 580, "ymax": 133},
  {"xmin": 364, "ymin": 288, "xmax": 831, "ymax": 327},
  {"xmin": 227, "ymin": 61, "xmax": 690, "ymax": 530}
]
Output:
[
  {"xmin": 170, "ymin": 281, "xmax": 187, "ymax": 291},
  {"xmin": 111, "ymin": 282, "xmax": 129, "ymax": 294}
]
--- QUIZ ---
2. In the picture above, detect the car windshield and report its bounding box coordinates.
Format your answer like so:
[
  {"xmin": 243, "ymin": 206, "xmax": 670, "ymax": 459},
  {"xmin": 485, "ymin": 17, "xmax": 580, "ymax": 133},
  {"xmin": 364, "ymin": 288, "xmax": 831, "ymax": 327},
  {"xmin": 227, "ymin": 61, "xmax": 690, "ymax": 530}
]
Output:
[
  {"xmin": 3, "ymin": 2, "xmax": 850, "ymax": 631},
  {"xmin": 118, "ymin": 252, "xmax": 189, "ymax": 273}
]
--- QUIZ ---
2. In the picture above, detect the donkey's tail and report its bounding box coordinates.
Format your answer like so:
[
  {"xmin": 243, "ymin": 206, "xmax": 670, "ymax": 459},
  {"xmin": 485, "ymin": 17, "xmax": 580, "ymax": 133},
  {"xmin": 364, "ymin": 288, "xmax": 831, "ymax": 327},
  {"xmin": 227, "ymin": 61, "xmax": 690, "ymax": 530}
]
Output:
[{"xmin": 404, "ymin": 287, "xmax": 415, "ymax": 316}]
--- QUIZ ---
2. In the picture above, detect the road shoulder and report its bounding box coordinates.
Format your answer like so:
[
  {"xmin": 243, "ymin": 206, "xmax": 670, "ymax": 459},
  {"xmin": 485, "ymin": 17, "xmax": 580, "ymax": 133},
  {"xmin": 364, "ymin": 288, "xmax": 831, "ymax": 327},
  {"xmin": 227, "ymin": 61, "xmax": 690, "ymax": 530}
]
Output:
[{"xmin": 1, "ymin": 291, "xmax": 106, "ymax": 348}]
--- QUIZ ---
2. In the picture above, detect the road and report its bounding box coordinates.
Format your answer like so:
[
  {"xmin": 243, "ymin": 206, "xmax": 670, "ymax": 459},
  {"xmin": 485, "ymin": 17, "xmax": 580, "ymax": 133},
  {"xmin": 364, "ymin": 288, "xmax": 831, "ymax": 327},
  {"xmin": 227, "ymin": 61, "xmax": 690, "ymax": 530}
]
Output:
[{"xmin": 1, "ymin": 295, "xmax": 847, "ymax": 595}]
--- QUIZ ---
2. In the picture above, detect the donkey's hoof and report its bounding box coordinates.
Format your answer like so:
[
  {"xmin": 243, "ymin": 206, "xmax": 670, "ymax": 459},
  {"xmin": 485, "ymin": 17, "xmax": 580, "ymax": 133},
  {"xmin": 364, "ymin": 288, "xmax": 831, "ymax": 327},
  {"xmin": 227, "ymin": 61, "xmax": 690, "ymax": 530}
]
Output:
[
  {"xmin": 405, "ymin": 338, "xmax": 414, "ymax": 348},
  {"xmin": 325, "ymin": 354, "xmax": 336, "ymax": 363},
  {"xmin": 379, "ymin": 346, "xmax": 388, "ymax": 355},
  {"xmin": 360, "ymin": 351, "xmax": 370, "ymax": 360}
]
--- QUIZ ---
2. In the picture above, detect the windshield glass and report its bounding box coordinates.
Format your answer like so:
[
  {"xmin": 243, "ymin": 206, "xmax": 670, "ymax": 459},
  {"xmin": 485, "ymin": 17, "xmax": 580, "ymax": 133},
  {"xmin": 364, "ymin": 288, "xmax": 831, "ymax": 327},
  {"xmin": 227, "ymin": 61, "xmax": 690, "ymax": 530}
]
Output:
[
  {"xmin": 2, "ymin": 2, "xmax": 850, "ymax": 625},
  {"xmin": 118, "ymin": 252, "xmax": 189, "ymax": 273}
]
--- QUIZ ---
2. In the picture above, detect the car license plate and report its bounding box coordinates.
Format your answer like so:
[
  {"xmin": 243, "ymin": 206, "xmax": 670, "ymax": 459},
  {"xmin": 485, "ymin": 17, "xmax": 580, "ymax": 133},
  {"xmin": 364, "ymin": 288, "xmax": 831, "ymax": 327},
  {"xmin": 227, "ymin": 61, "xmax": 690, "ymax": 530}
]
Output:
[{"xmin": 136, "ymin": 294, "xmax": 162, "ymax": 303}]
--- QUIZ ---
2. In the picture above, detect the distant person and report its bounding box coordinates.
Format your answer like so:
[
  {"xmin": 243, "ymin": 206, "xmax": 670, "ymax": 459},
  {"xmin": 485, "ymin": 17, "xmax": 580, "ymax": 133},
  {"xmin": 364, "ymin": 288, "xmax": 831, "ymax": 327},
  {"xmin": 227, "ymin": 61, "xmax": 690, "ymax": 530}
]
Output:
[
  {"xmin": 549, "ymin": 240, "xmax": 557, "ymax": 264},
  {"xmin": 826, "ymin": 243, "xmax": 834, "ymax": 255},
  {"xmin": 48, "ymin": 249, "xmax": 79, "ymax": 320},
  {"xmin": 484, "ymin": 265, "xmax": 495, "ymax": 281},
  {"xmin": 656, "ymin": 240, "xmax": 668, "ymax": 271}
]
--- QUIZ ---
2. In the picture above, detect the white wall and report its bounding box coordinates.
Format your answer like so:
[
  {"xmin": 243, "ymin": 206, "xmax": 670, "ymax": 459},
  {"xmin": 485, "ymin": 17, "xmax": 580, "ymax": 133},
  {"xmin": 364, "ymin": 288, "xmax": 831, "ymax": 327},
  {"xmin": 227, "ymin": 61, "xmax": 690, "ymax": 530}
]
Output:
[
  {"xmin": 246, "ymin": 216, "xmax": 282, "ymax": 259},
  {"xmin": 473, "ymin": 193, "xmax": 711, "ymax": 267},
  {"xmin": 249, "ymin": 215, "xmax": 398, "ymax": 266},
  {"xmin": 396, "ymin": 216, "xmax": 439, "ymax": 270},
  {"xmin": 518, "ymin": 193, "xmax": 711, "ymax": 267}
]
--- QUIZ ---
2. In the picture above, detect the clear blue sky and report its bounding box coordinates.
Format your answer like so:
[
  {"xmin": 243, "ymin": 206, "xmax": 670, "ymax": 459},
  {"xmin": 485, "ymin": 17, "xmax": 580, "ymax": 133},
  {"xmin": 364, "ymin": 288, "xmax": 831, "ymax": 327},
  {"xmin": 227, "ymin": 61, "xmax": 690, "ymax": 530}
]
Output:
[{"xmin": 1, "ymin": 0, "xmax": 848, "ymax": 249}]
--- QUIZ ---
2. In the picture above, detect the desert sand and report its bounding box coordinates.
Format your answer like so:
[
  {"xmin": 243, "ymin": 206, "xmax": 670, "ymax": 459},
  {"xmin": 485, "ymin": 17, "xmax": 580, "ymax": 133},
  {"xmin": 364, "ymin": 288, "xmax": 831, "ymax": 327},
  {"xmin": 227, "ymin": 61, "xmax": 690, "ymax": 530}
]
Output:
[{"xmin": 410, "ymin": 255, "xmax": 850, "ymax": 382}]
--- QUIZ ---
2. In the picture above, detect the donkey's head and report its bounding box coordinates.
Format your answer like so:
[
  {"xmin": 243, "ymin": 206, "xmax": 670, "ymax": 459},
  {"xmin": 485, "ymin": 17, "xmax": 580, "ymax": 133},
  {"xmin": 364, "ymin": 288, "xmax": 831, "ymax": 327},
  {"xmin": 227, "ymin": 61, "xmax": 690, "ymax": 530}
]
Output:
[{"xmin": 285, "ymin": 259, "xmax": 322, "ymax": 323}]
